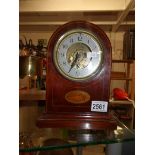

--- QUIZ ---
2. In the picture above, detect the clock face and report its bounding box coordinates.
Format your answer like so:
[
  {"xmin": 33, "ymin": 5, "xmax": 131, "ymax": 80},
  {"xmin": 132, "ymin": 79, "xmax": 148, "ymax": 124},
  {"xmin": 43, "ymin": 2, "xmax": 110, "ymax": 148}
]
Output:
[{"xmin": 53, "ymin": 29, "xmax": 104, "ymax": 81}]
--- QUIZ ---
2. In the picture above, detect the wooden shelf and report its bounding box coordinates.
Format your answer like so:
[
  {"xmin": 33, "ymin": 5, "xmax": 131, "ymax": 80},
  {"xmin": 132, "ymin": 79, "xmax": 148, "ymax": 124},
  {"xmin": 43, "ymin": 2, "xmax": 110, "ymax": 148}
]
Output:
[
  {"xmin": 111, "ymin": 71, "xmax": 132, "ymax": 80},
  {"xmin": 111, "ymin": 77, "xmax": 132, "ymax": 80},
  {"xmin": 112, "ymin": 59, "xmax": 134, "ymax": 63},
  {"xmin": 109, "ymin": 99, "xmax": 133, "ymax": 105},
  {"xmin": 19, "ymin": 90, "xmax": 46, "ymax": 100}
]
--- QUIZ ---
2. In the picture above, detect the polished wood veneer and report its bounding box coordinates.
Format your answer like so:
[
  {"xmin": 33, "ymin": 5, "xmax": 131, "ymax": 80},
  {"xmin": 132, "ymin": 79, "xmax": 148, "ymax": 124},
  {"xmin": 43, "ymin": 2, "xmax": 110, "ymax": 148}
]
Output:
[{"xmin": 37, "ymin": 21, "xmax": 117, "ymax": 129}]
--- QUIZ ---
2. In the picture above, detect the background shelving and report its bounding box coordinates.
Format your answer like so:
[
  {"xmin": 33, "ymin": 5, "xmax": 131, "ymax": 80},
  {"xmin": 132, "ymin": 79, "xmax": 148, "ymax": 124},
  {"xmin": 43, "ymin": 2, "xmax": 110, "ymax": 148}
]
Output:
[{"xmin": 110, "ymin": 59, "xmax": 135, "ymax": 129}]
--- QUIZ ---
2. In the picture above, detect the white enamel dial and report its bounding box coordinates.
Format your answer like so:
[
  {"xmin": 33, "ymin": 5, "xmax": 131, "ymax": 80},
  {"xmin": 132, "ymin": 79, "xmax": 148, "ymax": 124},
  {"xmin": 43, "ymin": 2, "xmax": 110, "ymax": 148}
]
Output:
[{"xmin": 53, "ymin": 29, "xmax": 104, "ymax": 81}]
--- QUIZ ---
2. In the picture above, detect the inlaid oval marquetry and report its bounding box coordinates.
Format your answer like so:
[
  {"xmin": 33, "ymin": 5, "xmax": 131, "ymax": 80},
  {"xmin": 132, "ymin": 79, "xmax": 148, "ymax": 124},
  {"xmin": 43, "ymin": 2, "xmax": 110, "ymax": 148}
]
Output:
[{"xmin": 65, "ymin": 90, "xmax": 90, "ymax": 104}]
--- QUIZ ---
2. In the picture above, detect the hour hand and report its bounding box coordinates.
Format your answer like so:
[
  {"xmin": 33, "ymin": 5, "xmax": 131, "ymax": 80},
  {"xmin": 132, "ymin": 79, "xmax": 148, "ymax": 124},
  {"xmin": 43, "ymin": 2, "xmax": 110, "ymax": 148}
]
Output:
[{"xmin": 68, "ymin": 52, "xmax": 79, "ymax": 73}]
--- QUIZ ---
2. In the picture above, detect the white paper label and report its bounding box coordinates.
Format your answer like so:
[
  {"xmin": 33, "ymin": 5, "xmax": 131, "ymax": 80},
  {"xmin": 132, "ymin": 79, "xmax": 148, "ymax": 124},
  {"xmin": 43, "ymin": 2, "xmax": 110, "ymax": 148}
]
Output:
[{"xmin": 91, "ymin": 101, "xmax": 108, "ymax": 112}]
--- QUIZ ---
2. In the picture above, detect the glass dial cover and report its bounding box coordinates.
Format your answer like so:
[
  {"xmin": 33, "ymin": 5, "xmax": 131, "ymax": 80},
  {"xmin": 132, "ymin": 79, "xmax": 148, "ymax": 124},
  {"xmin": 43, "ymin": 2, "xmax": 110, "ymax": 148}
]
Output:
[{"xmin": 53, "ymin": 29, "xmax": 104, "ymax": 81}]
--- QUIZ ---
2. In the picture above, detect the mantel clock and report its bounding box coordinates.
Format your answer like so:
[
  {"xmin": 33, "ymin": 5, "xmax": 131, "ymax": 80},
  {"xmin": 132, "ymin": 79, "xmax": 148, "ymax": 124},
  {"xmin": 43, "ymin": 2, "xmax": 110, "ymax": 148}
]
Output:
[{"xmin": 37, "ymin": 21, "xmax": 116, "ymax": 129}]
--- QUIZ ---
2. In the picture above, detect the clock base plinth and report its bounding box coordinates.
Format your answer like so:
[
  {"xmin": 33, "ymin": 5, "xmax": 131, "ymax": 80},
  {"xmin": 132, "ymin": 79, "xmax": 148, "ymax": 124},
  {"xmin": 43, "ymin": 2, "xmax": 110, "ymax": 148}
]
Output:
[{"xmin": 36, "ymin": 113, "xmax": 117, "ymax": 130}]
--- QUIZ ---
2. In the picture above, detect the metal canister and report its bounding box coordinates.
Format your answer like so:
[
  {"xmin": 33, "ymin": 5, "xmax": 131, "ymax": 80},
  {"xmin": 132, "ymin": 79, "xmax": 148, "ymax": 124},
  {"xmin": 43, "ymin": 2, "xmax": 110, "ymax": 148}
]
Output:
[{"xmin": 19, "ymin": 56, "xmax": 43, "ymax": 79}]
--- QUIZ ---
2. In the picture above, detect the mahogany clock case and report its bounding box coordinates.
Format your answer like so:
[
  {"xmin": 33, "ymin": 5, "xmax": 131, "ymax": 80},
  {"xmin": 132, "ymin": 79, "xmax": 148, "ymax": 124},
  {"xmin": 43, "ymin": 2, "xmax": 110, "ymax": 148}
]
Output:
[
  {"xmin": 37, "ymin": 21, "xmax": 116, "ymax": 129},
  {"xmin": 46, "ymin": 21, "xmax": 111, "ymax": 112}
]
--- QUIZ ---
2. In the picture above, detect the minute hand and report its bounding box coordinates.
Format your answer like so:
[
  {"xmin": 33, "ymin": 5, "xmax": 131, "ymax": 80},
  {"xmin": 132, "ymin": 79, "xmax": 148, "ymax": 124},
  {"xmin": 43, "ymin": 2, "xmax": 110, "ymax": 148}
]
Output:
[{"xmin": 68, "ymin": 52, "xmax": 80, "ymax": 73}]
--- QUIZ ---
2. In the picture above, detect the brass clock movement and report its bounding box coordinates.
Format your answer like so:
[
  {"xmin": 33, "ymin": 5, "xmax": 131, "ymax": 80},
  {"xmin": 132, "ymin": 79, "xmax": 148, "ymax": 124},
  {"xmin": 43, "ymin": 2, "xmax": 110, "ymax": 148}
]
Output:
[{"xmin": 37, "ymin": 21, "xmax": 116, "ymax": 129}]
